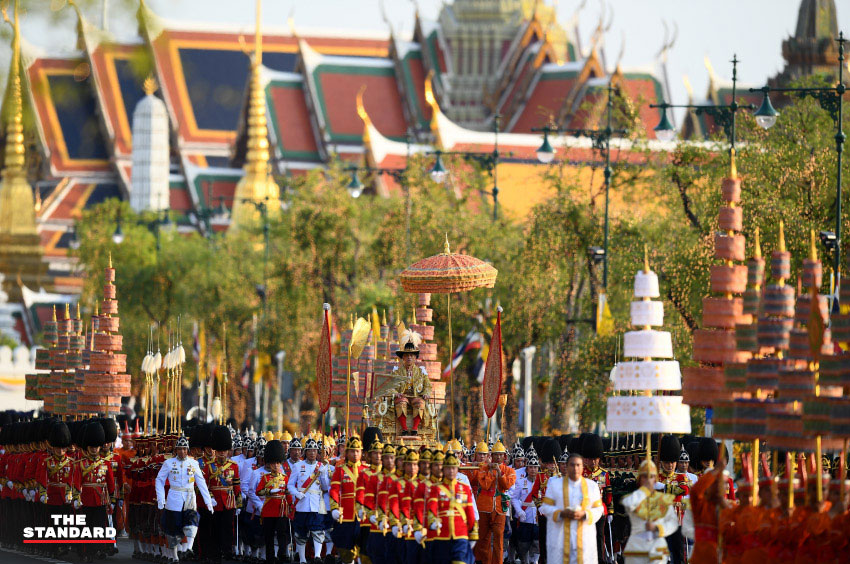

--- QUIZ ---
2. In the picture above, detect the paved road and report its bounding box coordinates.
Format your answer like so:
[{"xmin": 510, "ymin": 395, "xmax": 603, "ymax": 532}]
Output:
[{"xmin": 1, "ymin": 538, "xmax": 134, "ymax": 564}]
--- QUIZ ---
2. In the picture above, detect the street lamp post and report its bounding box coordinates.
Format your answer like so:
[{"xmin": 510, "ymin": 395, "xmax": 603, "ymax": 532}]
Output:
[
  {"xmin": 532, "ymin": 81, "xmax": 627, "ymax": 289},
  {"xmin": 749, "ymin": 33, "xmax": 846, "ymax": 288},
  {"xmin": 112, "ymin": 209, "xmax": 172, "ymax": 252},
  {"xmin": 650, "ymin": 55, "xmax": 754, "ymax": 154},
  {"xmin": 428, "ymin": 115, "xmax": 503, "ymax": 221}
]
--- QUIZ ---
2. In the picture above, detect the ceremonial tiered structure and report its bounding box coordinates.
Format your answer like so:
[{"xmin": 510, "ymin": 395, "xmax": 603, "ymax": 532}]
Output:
[
  {"xmin": 607, "ymin": 253, "xmax": 691, "ymax": 442},
  {"xmin": 682, "ymin": 161, "xmax": 751, "ymax": 408},
  {"xmin": 331, "ymin": 297, "xmax": 446, "ymax": 443},
  {"xmin": 25, "ymin": 258, "xmax": 129, "ymax": 415}
]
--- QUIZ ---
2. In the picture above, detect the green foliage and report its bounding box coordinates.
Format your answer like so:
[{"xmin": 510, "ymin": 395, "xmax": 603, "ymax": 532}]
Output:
[{"xmin": 74, "ymin": 84, "xmax": 850, "ymax": 433}]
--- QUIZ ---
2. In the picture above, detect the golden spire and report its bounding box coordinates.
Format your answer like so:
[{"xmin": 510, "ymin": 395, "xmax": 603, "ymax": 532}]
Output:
[
  {"xmin": 108, "ymin": 251, "xmax": 112, "ymax": 268},
  {"xmin": 753, "ymin": 227, "xmax": 762, "ymax": 259},
  {"xmin": 64, "ymin": 302, "xmax": 70, "ymax": 321},
  {"xmin": 52, "ymin": 304, "xmax": 56, "ymax": 322},
  {"xmin": 643, "ymin": 244, "xmax": 650, "ymax": 273},
  {"xmin": 382, "ymin": 309, "xmax": 387, "ymax": 326},
  {"xmin": 0, "ymin": 0, "xmax": 37, "ymax": 237},
  {"xmin": 810, "ymin": 229, "xmax": 817, "ymax": 262},
  {"xmin": 444, "ymin": 233, "xmax": 451, "ymax": 254},
  {"xmin": 76, "ymin": 302, "xmax": 80, "ymax": 320},
  {"xmin": 231, "ymin": 0, "xmax": 281, "ymax": 229},
  {"xmin": 778, "ymin": 220, "xmax": 786, "ymax": 253}
]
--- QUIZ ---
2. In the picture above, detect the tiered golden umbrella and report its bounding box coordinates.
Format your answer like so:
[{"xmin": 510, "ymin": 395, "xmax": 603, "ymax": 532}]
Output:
[{"xmin": 400, "ymin": 236, "xmax": 498, "ymax": 437}]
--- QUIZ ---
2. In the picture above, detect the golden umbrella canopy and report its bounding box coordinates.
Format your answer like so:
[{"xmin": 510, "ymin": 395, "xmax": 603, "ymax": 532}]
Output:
[
  {"xmin": 400, "ymin": 237, "xmax": 497, "ymax": 294},
  {"xmin": 399, "ymin": 237, "xmax": 498, "ymax": 438}
]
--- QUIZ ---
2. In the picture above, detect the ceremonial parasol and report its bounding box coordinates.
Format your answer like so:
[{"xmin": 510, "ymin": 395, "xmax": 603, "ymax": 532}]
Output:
[{"xmin": 400, "ymin": 235, "xmax": 498, "ymax": 437}]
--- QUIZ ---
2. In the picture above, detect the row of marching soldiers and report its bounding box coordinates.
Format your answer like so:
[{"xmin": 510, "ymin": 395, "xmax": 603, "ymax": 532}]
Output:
[
  {"xmin": 0, "ymin": 416, "xmax": 123, "ymax": 562},
  {"xmin": 1, "ymin": 411, "xmax": 782, "ymax": 564}
]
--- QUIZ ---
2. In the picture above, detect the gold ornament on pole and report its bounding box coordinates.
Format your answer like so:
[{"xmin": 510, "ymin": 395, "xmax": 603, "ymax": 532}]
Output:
[{"xmin": 346, "ymin": 317, "xmax": 371, "ymax": 436}]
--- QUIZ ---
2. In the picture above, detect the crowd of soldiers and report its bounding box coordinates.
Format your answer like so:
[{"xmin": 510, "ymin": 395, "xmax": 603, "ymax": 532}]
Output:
[{"xmin": 3, "ymin": 407, "xmax": 850, "ymax": 564}]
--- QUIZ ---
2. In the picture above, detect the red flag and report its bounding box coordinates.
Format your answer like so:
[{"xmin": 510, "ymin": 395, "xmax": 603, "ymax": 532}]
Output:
[
  {"xmin": 317, "ymin": 304, "xmax": 333, "ymax": 414},
  {"xmin": 482, "ymin": 307, "xmax": 504, "ymax": 418}
]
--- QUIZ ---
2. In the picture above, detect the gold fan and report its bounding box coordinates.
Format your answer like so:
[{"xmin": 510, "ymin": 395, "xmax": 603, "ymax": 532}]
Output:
[{"xmin": 346, "ymin": 317, "xmax": 371, "ymax": 434}]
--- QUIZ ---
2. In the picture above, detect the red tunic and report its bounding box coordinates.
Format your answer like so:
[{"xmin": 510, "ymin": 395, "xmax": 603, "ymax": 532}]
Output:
[
  {"xmin": 360, "ymin": 464, "xmax": 383, "ymax": 532},
  {"xmin": 330, "ymin": 462, "xmax": 362, "ymax": 523},
  {"xmin": 256, "ymin": 471, "xmax": 289, "ymax": 518},
  {"xmin": 426, "ymin": 478, "xmax": 478, "ymax": 540},
  {"xmin": 39, "ymin": 453, "xmax": 78, "ymax": 506},
  {"xmin": 75, "ymin": 454, "xmax": 116, "ymax": 507},
  {"xmin": 203, "ymin": 458, "xmax": 242, "ymax": 511},
  {"xmin": 584, "ymin": 467, "xmax": 613, "ymax": 515}
]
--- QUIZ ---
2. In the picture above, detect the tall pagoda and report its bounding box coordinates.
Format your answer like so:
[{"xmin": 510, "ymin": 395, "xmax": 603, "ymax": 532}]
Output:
[{"xmin": 0, "ymin": 1, "xmax": 48, "ymax": 301}]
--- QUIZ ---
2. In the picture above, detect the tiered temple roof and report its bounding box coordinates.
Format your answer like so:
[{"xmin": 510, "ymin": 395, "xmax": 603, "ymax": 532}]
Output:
[{"xmin": 6, "ymin": 1, "xmax": 682, "ymax": 297}]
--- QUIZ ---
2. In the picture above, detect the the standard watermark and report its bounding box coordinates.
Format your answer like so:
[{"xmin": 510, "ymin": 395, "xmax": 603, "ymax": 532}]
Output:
[{"xmin": 22, "ymin": 514, "xmax": 116, "ymax": 544}]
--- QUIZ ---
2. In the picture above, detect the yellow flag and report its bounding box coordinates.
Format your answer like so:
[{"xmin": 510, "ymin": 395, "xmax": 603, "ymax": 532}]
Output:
[{"xmin": 597, "ymin": 293, "xmax": 614, "ymax": 336}]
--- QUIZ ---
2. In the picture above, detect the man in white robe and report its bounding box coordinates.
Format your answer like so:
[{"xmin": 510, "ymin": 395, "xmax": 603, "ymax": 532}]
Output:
[{"xmin": 538, "ymin": 453, "xmax": 604, "ymax": 564}]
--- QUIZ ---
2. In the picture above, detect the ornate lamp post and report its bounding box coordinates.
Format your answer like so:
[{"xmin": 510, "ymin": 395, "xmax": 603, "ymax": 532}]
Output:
[{"xmin": 428, "ymin": 116, "xmax": 503, "ymax": 222}]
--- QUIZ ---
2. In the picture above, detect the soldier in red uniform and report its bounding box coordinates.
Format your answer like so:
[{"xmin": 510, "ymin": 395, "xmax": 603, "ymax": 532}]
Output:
[
  {"xmin": 35, "ymin": 421, "xmax": 77, "ymax": 557},
  {"xmin": 371, "ymin": 443, "xmax": 397, "ymax": 561},
  {"xmin": 73, "ymin": 421, "xmax": 116, "ymax": 562},
  {"xmin": 204, "ymin": 425, "xmax": 242, "ymax": 564},
  {"xmin": 427, "ymin": 452, "xmax": 477, "ymax": 564},
  {"xmin": 358, "ymin": 437, "xmax": 383, "ymax": 564},
  {"xmin": 255, "ymin": 440, "xmax": 290, "ymax": 564},
  {"xmin": 329, "ymin": 435, "xmax": 363, "ymax": 564},
  {"xmin": 399, "ymin": 449, "xmax": 422, "ymax": 564}
]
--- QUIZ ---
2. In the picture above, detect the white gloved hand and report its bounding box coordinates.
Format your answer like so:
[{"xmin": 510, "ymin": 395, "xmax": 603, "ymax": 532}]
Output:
[
  {"xmin": 608, "ymin": 514, "xmax": 613, "ymax": 524},
  {"xmin": 429, "ymin": 521, "xmax": 440, "ymax": 531},
  {"xmin": 73, "ymin": 500, "xmax": 82, "ymax": 510},
  {"xmin": 206, "ymin": 503, "xmax": 215, "ymax": 513},
  {"xmin": 370, "ymin": 514, "xmax": 378, "ymax": 525},
  {"xmin": 5, "ymin": 481, "xmax": 11, "ymax": 488},
  {"xmin": 118, "ymin": 500, "xmax": 124, "ymax": 508},
  {"xmin": 391, "ymin": 526, "xmax": 399, "ymax": 536},
  {"xmin": 332, "ymin": 509, "xmax": 341, "ymax": 521},
  {"xmin": 470, "ymin": 541, "xmax": 476, "ymax": 549},
  {"xmin": 39, "ymin": 494, "xmax": 47, "ymax": 503},
  {"xmin": 295, "ymin": 492, "xmax": 305, "ymax": 500},
  {"xmin": 358, "ymin": 508, "xmax": 364, "ymax": 520},
  {"xmin": 402, "ymin": 524, "xmax": 409, "ymax": 534},
  {"xmin": 158, "ymin": 500, "xmax": 165, "ymax": 510},
  {"xmin": 414, "ymin": 530, "xmax": 424, "ymax": 544},
  {"xmin": 270, "ymin": 488, "xmax": 280, "ymax": 494},
  {"xmin": 235, "ymin": 509, "xmax": 241, "ymax": 516}
]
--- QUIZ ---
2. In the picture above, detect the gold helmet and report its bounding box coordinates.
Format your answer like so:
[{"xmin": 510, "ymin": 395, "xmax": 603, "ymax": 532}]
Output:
[
  {"xmin": 444, "ymin": 453, "xmax": 460, "ymax": 467},
  {"xmin": 369, "ymin": 440, "xmax": 384, "ymax": 453},
  {"xmin": 382, "ymin": 444, "xmax": 396, "ymax": 456},
  {"xmin": 405, "ymin": 451, "xmax": 420, "ymax": 463},
  {"xmin": 345, "ymin": 436, "xmax": 363, "ymax": 450},
  {"xmin": 491, "ymin": 440, "xmax": 507, "ymax": 454},
  {"xmin": 475, "ymin": 441, "xmax": 490, "ymax": 454},
  {"xmin": 419, "ymin": 448, "xmax": 432, "ymax": 462},
  {"xmin": 432, "ymin": 451, "xmax": 446, "ymax": 463},
  {"xmin": 448, "ymin": 439, "xmax": 462, "ymax": 452},
  {"xmin": 263, "ymin": 431, "xmax": 274, "ymax": 441}
]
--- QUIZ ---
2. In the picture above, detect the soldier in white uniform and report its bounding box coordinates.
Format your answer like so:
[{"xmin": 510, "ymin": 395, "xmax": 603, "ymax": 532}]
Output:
[
  {"xmin": 155, "ymin": 435, "xmax": 215, "ymax": 563},
  {"xmin": 244, "ymin": 445, "xmax": 268, "ymax": 563},
  {"xmin": 511, "ymin": 449, "xmax": 541, "ymax": 564},
  {"xmin": 287, "ymin": 437, "xmax": 331, "ymax": 563}
]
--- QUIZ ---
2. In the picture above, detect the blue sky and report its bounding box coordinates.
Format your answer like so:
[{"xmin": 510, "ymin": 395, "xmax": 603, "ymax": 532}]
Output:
[{"xmin": 8, "ymin": 0, "xmax": 850, "ymax": 124}]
